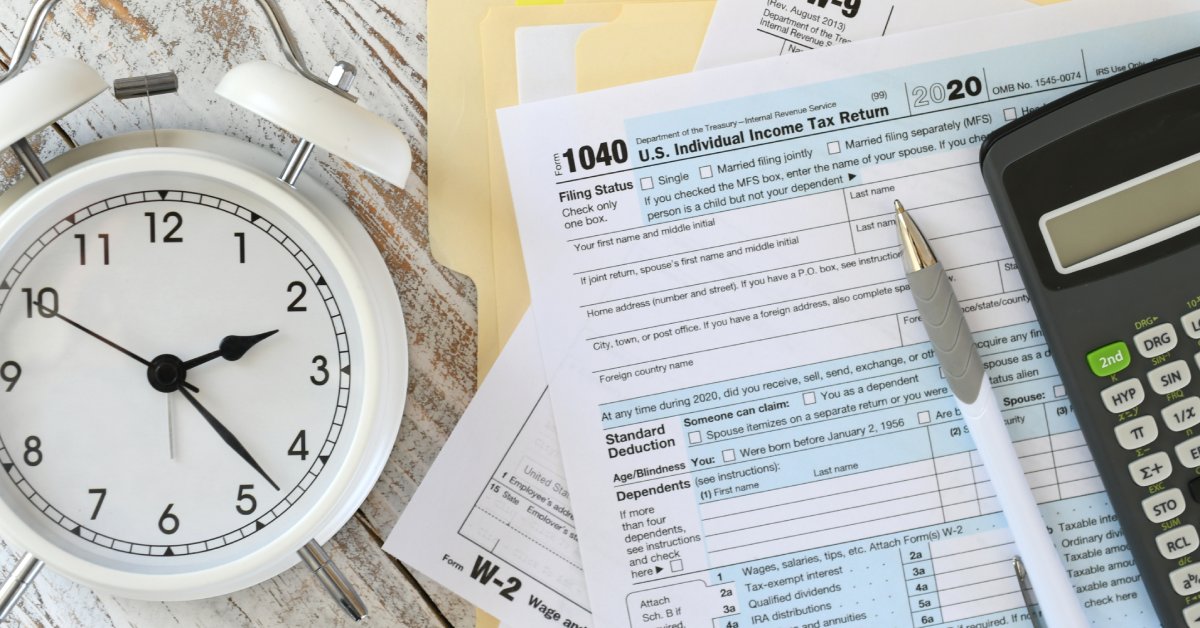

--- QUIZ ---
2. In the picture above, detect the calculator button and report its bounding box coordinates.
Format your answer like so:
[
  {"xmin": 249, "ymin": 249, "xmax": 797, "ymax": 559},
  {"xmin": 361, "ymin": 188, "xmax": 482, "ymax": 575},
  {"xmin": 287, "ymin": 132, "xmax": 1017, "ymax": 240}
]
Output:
[
  {"xmin": 1180, "ymin": 436, "xmax": 1200, "ymax": 468},
  {"xmin": 1135, "ymin": 323, "xmax": 1178, "ymax": 358},
  {"xmin": 1101, "ymin": 379, "xmax": 1143, "ymax": 414},
  {"xmin": 1144, "ymin": 488, "xmax": 1186, "ymax": 523},
  {"xmin": 1184, "ymin": 311, "xmax": 1200, "ymax": 340},
  {"xmin": 1164, "ymin": 398, "xmax": 1200, "ymax": 432},
  {"xmin": 1087, "ymin": 341, "xmax": 1131, "ymax": 377},
  {"xmin": 1158, "ymin": 525, "xmax": 1200, "ymax": 560},
  {"xmin": 1129, "ymin": 452, "xmax": 1172, "ymax": 487},
  {"xmin": 1185, "ymin": 602, "xmax": 1200, "ymax": 627},
  {"xmin": 1115, "ymin": 416, "xmax": 1158, "ymax": 450},
  {"xmin": 1171, "ymin": 563, "xmax": 1200, "ymax": 596},
  {"xmin": 1150, "ymin": 360, "xmax": 1192, "ymax": 395}
]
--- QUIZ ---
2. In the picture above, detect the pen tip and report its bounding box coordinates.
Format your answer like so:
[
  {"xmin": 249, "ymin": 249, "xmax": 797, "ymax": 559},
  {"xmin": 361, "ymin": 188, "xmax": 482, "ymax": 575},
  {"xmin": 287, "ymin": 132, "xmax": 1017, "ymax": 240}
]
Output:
[{"xmin": 895, "ymin": 198, "xmax": 937, "ymax": 271}]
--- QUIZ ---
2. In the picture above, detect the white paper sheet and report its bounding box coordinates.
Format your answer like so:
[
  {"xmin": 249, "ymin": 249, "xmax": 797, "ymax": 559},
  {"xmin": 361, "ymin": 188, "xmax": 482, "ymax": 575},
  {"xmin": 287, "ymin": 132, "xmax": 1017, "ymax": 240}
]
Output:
[
  {"xmin": 391, "ymin": 4, "xmax": 1110, "ymax": 628},
  {"xmin": 385, "ymin": 315, "xmax": 591, "ymax": 627},
  {"xmin": 386, "ymin": 26, "xmax": 595, "ymax": 627},
  {"xmin": 499, "ymin": 1, "xmax": 1195, "ymax": 626},
  {"xmin": 695, "ymin": 0, "xmax": 1039, "ymax": 70}
]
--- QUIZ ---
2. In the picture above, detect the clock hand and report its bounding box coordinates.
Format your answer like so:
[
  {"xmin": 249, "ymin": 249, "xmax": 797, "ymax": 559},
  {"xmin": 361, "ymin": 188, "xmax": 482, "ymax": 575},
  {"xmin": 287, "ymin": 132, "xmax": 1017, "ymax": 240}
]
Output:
[
  {"xmin": 37, "ymin": 302, "xmax": 149, "ymax": 365},
  {"xmin": 167, "ymin": 393, "xmax": 176, "ymax": 461},
  {"xmin": 178, "ymin": 386, "xmax": 280, "ymax": 491},
  {"xmin": 181, "ymin": 330, "xmax": 279, "ymax": 370},
  {"xmin": 36, "ymin": 302, "xmax": 200, "ymax": 393},
  {"xmin": 168, "ymin": 396, "xmax": 175, "ymax": 458},
  {"xmin": 146, "ymin": 329, "xmax": 277, "ymax": 394}
]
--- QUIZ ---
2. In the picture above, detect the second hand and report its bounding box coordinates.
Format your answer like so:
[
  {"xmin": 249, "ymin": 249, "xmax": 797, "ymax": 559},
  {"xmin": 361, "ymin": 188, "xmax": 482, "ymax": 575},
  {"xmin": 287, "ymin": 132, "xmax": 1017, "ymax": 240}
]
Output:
[{"xmin": 167, "ymin": 392, "xmax": 175, "ymax": 460}]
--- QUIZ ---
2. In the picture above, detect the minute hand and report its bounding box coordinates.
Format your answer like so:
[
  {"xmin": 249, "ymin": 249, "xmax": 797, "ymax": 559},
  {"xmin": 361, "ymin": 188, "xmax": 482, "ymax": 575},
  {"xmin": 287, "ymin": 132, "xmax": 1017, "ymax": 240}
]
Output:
[
  {"xmin": 178, "ymin": 387, "xmax": 280, "ymax": 491},
  {"xmin": 38, "ymin": 303, "xmax": 199, "ymax": 393}
]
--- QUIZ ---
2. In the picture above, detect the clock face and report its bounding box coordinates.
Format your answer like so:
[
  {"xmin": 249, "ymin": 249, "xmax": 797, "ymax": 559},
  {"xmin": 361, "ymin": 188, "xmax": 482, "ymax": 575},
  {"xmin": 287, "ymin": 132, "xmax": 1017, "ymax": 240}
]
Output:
[{"xmin": 0, "ymin": 156, "xmax": 366, "ymax": 577}]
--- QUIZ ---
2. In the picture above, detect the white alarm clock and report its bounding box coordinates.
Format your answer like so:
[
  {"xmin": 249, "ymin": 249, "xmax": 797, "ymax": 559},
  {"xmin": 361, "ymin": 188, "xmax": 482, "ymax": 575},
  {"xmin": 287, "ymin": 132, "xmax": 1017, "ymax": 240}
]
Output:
[{"xmin": 0, "ymin": 0, "xmax": 409, "ymax": 621}]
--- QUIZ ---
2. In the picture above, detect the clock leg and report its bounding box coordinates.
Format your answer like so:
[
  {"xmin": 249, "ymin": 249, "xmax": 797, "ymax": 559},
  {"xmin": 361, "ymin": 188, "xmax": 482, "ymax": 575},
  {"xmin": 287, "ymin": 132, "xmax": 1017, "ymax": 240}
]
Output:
[
  {"xmin": 299, "ymin": 540, "xmax": 368, "ymax": 622},
  {"xmin": 0, "ymin": 553, "xmax": 43, "ymax": 622}
]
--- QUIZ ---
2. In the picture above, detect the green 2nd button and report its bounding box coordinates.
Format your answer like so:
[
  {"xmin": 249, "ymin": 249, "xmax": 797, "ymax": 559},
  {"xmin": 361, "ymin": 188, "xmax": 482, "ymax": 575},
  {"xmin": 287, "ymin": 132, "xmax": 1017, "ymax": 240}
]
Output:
[{"xmin": 1087, "ymin": 341, "xmax": 1131, "ymax": 377}]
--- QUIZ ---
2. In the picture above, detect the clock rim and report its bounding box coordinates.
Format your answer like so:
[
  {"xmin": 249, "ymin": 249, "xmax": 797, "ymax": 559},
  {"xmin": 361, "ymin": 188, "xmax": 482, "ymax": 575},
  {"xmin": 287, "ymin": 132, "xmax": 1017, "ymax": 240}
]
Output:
[{"xmin": 0, "ymin": 133, "xmax": 408, "ymax": 601}]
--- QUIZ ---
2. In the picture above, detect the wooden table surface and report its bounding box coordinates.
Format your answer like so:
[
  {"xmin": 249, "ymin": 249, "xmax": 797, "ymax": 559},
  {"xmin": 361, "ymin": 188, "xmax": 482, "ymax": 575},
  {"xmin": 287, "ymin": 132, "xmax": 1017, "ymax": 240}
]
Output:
[{"xmin": 0, "ymin": 1, "xmax": 477, "ymax": 625}]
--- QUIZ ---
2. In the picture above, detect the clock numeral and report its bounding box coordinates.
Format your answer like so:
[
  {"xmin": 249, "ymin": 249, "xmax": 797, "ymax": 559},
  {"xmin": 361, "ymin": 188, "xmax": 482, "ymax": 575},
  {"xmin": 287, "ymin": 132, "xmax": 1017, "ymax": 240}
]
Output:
[
  {"xmin": 288, "ymin": 430, "xmax": 309, "ymax": 461},
  {"xmin": 236, "ymin": 484, "xmax": 257, "ymax": 515},
  {"xmin": 75, "ymin": 233, "xmax": 110, "ymax": 265},
  {"xmin": 311, "ymin": 355, "xmax": 330, "ymax": 386},
  {"xmin": 286, "ymin": 281, "xmax": 308, "ymax": 312},
  {"xmin": 158, "ymin": 504, "xmax": 180, "ymax": 535},
  {"xmin": 21, "ymin": 287, "xmax": 58, "ymax": 319},
  {"xmin": 23, "ymin": 436, "xmax": 42, "ymax": 467},
  {"xmin": 88, "ymin": 488, "xmax": 107, "ymax": 520},
  {"xmin": 234, "ymin": 232, "xmax": 246, "ymax": 264},
  {"xmin": 0, "ymin": 361, "xmax": 20, "ymax": 392},
  {"xmin": 145, "ymin": 211, "xmax": 183, "ymax": 243}
]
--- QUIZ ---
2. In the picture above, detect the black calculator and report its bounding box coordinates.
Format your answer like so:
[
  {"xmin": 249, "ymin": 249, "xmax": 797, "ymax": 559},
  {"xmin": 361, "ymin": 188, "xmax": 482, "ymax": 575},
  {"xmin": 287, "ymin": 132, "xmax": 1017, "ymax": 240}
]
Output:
[{"xmin": 981, "ymin": 47, "xmax": 1200, "ymax": 626}]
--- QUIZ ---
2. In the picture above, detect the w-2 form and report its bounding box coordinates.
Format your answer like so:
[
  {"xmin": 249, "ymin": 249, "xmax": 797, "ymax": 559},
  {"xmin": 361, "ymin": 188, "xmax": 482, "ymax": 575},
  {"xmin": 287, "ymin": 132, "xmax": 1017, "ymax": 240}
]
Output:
[{"xmin": 500, "ymin": 1, "xmax": 1199, "ymax": 626}]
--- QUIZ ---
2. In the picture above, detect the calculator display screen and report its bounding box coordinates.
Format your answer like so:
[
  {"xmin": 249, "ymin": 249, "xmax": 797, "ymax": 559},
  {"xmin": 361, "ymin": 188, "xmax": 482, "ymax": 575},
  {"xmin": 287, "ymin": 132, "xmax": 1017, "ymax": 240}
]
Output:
[{"xmin": 1040, "ymin": 153, "xmax": 1200, "ymax": 273}]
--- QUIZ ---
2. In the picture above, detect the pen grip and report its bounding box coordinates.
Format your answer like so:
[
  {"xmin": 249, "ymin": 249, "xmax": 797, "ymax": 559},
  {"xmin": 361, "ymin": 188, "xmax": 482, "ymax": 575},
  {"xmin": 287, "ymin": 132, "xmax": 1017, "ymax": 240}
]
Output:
[{"xmin": 908, "ymin": 264, "xmax": 985, "ymax": 403}]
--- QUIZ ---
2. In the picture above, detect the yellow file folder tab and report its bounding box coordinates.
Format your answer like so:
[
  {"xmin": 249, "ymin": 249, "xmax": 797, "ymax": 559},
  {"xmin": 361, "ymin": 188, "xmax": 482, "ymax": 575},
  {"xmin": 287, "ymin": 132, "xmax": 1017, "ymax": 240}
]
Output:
[
  {"xmin": 480, "ymin": 4, "xmax": 626, "ymax": 365},
  {"xmin": 482, "ymin": 3, "xmax": 717, "ymax": 363},
  {"xmin": 575, "ymin": 2, "xmax": 715, "ymax": 93},
  {"xmin": 428, "ymin": 0, "xmax": 616, "ymax": 378},
  {"xmin": 430, "ymin": 0, "xmax": 706, "ymax": 380}
]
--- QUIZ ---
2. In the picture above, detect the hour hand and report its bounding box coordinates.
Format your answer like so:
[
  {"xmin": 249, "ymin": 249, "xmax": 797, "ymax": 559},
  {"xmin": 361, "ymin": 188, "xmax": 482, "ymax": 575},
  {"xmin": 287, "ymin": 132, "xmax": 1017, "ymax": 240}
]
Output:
[{"xmin": 182, "ymin": 330, "xmax": 279, "ymax": 370}]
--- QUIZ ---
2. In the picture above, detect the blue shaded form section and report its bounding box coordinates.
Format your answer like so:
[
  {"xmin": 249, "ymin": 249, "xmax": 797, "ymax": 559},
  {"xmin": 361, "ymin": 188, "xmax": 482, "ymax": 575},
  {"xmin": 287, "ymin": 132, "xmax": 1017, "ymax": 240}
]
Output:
[
  {"xmin": 623, "ymin": 14, "xmax": 1200, "ymax": 225},
  {"xmin": 606, "ymin": 319, "xmax": 1150, "ymax": 624},
  {"xmin": 705, "ymin": 493, "xmax": 1144, "ymax": 627}
]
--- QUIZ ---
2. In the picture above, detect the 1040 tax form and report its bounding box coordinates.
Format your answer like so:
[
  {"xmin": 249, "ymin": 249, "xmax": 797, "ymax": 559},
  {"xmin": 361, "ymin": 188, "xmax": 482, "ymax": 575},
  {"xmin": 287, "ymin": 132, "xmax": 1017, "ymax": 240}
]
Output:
[
  {"xmin": 499, "ymin": 1, "xmax": 1194, "ymax": 626},
  {"xmin": 386, "ymin": 3, "xmax": 1038, "ymax": 627}
]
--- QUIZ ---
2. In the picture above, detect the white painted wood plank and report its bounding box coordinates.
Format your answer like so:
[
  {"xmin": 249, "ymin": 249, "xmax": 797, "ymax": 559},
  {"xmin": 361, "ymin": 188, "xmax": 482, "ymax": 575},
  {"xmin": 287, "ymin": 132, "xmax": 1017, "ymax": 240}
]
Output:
[{"xmin": 0, "ymin": 1, "xmax": 477, "ymax": 625}]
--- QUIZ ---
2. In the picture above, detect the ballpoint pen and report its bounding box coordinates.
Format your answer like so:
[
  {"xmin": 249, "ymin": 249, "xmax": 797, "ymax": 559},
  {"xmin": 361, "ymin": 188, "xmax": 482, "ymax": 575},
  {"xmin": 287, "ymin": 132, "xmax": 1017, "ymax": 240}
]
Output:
[{"xmin": 895, "ymin": 200, "xmax": 1088, "ymax": 628}]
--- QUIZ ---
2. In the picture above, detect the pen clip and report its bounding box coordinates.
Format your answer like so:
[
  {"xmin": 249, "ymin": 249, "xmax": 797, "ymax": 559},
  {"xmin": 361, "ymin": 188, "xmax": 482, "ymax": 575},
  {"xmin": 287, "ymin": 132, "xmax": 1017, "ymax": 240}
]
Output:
[{"xmin": 1013, "ymin": 556, "xmax": 1044, "ymax": 628}]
